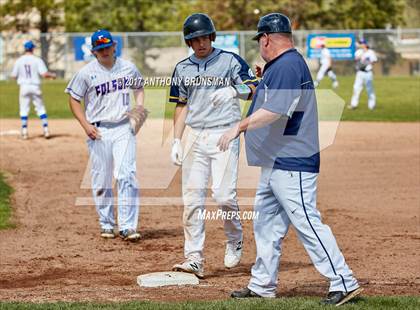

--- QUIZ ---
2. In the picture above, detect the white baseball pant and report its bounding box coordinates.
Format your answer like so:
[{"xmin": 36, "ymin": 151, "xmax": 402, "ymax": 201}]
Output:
[
  {"xmin": 350, "ymin": 71, "xmax": 376, "ymax": 110},
  {"xmin": 248, "ymin": 167, "xmax": 359, "ymax": 297},
  {"xmin": 181, "ymin": 126, "xmax": 243, "ymax": 264},
  {"xmin": 19, "ymin": 84, "xmax": 46, "ymax": 117},
  {"xmin": 315, "ymin": 65, "xmax": 337, "ymax": 86},
  {"xmin": 87, "ymin": 120, "xmax": 139, "ymax": 231}
]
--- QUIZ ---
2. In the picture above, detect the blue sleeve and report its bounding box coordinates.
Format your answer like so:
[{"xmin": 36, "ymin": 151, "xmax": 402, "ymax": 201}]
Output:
[
  {"xmin": 169, "ymin": 67, "xmax": 187, "ymax": 105},
  {"xmin": 231, "ymin": 54, "xmax": 259, "ymax": 87}
]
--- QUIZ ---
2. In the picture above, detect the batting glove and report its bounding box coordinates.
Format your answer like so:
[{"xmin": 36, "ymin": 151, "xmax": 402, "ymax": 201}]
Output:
[
  {"xmin": 171, "ymin": 139, "xmax": 183, "ymax": 166},
  {"xmin": 210, "ymin": 86, "xmax": 236, "ymax": 106}
]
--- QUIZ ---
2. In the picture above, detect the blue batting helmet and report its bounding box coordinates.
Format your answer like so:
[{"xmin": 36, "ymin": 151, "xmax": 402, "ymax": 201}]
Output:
[{"xmin": 253, "ymin": 13, "xmax": 292, "ymax": 40}]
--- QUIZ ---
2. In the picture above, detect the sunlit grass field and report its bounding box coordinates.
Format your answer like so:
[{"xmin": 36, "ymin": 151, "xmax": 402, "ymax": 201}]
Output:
[{"xmin": 1, "ymin": 76, "xmax": 419, "ymax": 121}]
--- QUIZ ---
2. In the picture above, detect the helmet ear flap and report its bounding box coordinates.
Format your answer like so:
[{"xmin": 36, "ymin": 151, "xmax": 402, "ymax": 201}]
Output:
[{"xmin": 210, "ymin": 33, "xmax": 216, "ymax": 42}]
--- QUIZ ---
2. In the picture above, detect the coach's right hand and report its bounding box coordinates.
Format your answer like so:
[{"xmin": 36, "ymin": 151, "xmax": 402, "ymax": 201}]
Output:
[
  {"xmin": 171, "ymin": 139, "xmax": 183, "ymax": 166},
  {"xmin": 84, "ymin": 124, "xmax": 101, "ymax": 140}
]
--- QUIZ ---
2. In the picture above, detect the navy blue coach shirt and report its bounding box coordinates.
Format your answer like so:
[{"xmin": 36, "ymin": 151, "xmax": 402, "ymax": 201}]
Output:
[{"xmin": 245, "ymin": 48, "xmax": 320, "ymax": 173}]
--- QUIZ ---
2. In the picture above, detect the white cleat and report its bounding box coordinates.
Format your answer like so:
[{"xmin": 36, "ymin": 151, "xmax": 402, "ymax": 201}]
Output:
[
  {"xmin": 21, "ymin": 128, "xmax": 28, "ymax": 140},
  {"xmin": 43, "ymin": 127, "xmax": 50, "ymax": 139},
  {"xmin": 172, "ymin": 260, "xmax": 204, "ymax": 279},
  {"xmin": 332, "ymin": 81, "xmax": 339, "ymax": 88},
  {"xmin": 224, "ymin": 240, "xmax": 243, "ymax": 268}
]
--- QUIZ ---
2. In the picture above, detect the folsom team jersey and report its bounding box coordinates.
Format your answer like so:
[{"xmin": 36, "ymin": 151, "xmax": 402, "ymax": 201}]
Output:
[
  {"xmin": 11, "ymin": 54, "xmax": 48, "ymax": 86},
  {"xmin": 169, "ymin": 48, "xmax": 258, "ymax": 128},
  {"xmin": 245, "ymin": 48, "xmax": 320, "ymax": 173},
  {"xmin": 65, "ymin": 57, "xmax": 143, "ymax": 123},
  {"xmin": 355, "ymin": 48, "xmax": 377, "ymax": 72}
]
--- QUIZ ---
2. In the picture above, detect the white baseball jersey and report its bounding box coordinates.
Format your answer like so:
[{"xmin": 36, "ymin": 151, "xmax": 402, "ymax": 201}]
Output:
[
  {"xmin": 355, "ymin": 48, "xmax": 377, "ymax": 72},
  {"xmin": 65, "ymin": 57, "xmax": 143, "ymax": 123},
  {"xmin": 320, "ymin": 47, "xmax": 331, "ymax": 67},
  {"xmin": 11, "ymin": 55, "xmax": 48, "ymax": 86}
]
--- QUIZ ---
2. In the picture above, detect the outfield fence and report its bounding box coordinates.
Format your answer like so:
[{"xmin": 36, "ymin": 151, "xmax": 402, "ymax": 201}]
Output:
[{"xmin": 1, "ymin": 28, "xmax": 419, "ymax": 80}]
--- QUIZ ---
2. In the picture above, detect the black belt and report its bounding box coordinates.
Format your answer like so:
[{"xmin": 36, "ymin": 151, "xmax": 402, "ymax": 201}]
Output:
[{"xmin": 91, "ymin": 118, "xmax": 129, "ymax": 128}]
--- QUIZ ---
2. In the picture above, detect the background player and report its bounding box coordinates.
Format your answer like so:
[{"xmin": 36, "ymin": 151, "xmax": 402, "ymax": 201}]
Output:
[
  {"xmin": 11, "ymin": 40, "xmax": 56, "ymax": 139},
  {"xmin": 66, "ymin": 30, "xmax": 145, "ymax": 241},
  {"xmin": 349, "ymin": 39, "xmax": 378, "ymax": 110},
  {"xmin": 314, "ymin": 43, "xmax": 338, "ymax": 88},
  {"xmin": 170, "ymin": 13, "xmax": 258, "ymax": 278}
]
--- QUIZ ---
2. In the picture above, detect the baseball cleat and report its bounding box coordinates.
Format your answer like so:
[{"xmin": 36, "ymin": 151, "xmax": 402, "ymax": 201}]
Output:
[
  {"xmin": 321, "ymin": 287, "xmax": 364, "ymax": 306},
  {"xmin": 119, "ymin": 229, "xmax": 141, "ymax": 241},
  {"xmin": 21, "ymin": 128, "xmax": 28, "ymax": 140},
  {"xmin": 43, "ymin": 127, "xmax": 50, "ymax": 139},
  {"xmin": 332, "ymin": 81, "xmax": 339, "ymax": 88},
  {"xmin": 172, "ymin": 260, "xmax": 204, "ymax": 279},
  {"xmin": 347, "ymin": 104, "xmax": 357, "ymax": 110},
  {"xmin": 100, "ymin": 228, "xmax": 115, "ymax": 239},
  {"xmin": 231, "ymin": 287, "xmax": 262, "ymax": 298},
  {"xmin": 224, "ymin": 240, "xmax": 243, "ymax": 268}
]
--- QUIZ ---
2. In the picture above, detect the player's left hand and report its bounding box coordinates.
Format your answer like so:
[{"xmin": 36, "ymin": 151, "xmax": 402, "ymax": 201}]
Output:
[
  {"xmin": 210, "ymin": 86, "xmax": 236, "ymax": 106},
  {"xmin": 126, "ymin": 104, "xmax": 149, "ymax": 135},
  {"xmin": 217, "ymin": 123, "xmax": 240, "ymax": 152}
]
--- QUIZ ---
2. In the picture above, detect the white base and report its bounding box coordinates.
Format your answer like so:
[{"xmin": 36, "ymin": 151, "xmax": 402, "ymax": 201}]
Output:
[{"xmin": 137, "ymin": 271, "xmax": 199, "ymax": 287}]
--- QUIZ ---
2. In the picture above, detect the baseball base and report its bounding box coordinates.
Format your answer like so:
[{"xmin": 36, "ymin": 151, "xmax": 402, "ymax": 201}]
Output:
[{"xmin": 137, "ymin": 272, "xmax": 199, "ymax": 287}]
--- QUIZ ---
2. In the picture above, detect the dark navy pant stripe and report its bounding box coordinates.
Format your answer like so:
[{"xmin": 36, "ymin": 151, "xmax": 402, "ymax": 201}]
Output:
[
  {"xmin": 299, "ymin": 172, "xmax": 347, "ymax": 292},
  {"xmin": 339, "ymin": 274, "xmax": 348, "ymax": 292}
]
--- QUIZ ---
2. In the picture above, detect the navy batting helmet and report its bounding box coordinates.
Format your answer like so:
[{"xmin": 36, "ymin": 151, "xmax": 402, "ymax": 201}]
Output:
[
  {"xmin": 183, "ymin": 13, "xmax": 216, "ymax": 42},
  {"xmin": 253, "ymin": 13, "xmax": 292, "ymax": 40}
]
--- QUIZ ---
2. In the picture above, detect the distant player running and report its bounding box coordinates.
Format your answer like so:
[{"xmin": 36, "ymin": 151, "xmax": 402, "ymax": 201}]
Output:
[
  {"xmin": 11, "ymin": 40, "xmax": 56, "ymax": 139},
  {"xmin": 314, "ymin": 43, "xmax": 338, "ymax": 88}
]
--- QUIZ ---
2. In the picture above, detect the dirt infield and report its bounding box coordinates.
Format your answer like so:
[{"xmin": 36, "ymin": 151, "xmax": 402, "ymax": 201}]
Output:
[{"xmin": 0, "ymin": 119, "xmax": 419, "ymax": 302}]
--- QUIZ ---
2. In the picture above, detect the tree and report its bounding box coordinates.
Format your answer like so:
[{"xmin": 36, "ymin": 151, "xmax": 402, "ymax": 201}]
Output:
[
  {"xmin": 0, "ymin": 0, "xmax": 64, "ymax": 65},
  {"xmin": 64, "ymin": 0, "xmax": 196, "ymax": 32},
  {"xmin": 319, "ymin": 0, "xmax": 405, "ymax": 29}
]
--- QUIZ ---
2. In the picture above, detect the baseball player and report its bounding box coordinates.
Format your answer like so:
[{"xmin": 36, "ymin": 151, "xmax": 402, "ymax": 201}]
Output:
[
  {"xmin": 11, "ymin": 40, "xmax": 56, "ymax": 139},
  {"xmin": 314, "ymin": 43, "xmax": 339, "ymax": 88},
  {"xmin": 349, "ymin": 39, "xmax": 377, "ymax": 110},
  {"xmin": 65, "ymin": 30, "xmax": 147, "ymax": 241},
  {"xmin": 169, "ymin": 13, "xmax": 258, "ymax": 278},
  {"xmin": 218, "ymin": 13, "xmax": 363, "ymax": 306}
]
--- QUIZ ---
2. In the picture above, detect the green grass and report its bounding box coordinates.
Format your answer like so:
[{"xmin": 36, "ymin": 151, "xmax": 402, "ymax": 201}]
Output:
[
  {"xmin": 319, "ymin": 76, "xmax": 420, "ymax": 122},
  {"xmin": 0, "ymin": 296, "xmax": 419, "ymax": 309},
  {"xmin": 0, "ymin": 76, "xmax": 419, "ymax": 121},
  {"xmin": 0, "ymin": 172, "xmax": 14, "ymax": 230}
]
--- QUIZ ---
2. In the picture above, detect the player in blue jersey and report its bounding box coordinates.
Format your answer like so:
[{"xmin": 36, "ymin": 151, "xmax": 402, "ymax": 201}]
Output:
[{"xmin": 218, "ymin": 13, "xmax": 363, "ymax": 306}]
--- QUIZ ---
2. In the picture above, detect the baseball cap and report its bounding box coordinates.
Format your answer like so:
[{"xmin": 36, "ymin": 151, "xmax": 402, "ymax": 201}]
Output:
[
  {"xmin": 24, "ymin": 40, "xmax": 36, "ymax": 50},
  {"xmin": 91, "ymin": 29, "xmax": 114, "ymax": 51},
  {"xmin": 358, "ymin": 38, "xmax": 367, "ymax": 45}
]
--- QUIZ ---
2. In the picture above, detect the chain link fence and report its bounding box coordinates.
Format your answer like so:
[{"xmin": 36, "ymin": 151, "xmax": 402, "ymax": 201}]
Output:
[{"xmin": 1, "ymin": 29, "xmax": 419, "ymax": 80}]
